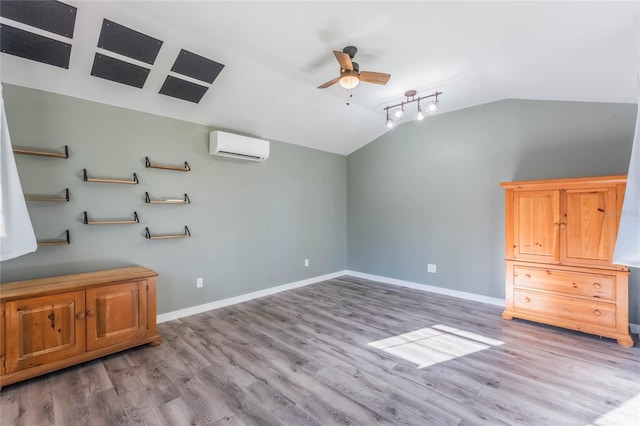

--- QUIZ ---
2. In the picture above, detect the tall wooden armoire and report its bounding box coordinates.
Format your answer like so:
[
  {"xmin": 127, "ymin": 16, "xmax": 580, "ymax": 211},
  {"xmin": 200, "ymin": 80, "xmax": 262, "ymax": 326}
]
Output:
[{"xmin": 500, "ymin": 175, "xmax": 632, "ymax": 347}]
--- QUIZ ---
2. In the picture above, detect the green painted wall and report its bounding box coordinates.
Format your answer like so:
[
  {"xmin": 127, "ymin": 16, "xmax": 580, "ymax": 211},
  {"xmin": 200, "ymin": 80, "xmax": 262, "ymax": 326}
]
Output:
[
  {"xmin": 0, "ymin": 85, "xmax": 347, "ymax": 314},
  {"xmin": 3, "ymin": 87, "xmax": 637, "ymax": 326},
  {"xmin": 347, "ymin": 99, "xmax": 639, "ymax": 323}
]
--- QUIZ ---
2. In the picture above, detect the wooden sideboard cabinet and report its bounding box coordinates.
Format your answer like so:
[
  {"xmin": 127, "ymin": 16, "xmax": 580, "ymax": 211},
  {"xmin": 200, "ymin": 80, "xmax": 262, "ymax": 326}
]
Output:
[
  {"xmin": 500, "ymin": 175, "xmax": 633, "ymax": 347},
  {"xmin": 0, "ymin": 267, "xmax": 161, "ymax": 387}
]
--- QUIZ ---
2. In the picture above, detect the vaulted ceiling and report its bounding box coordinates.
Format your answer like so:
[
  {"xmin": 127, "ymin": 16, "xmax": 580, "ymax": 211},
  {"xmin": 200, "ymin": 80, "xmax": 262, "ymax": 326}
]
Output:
[{"xmin": 1, "ymin": 1, "xmax": 638, "ymax": 155}]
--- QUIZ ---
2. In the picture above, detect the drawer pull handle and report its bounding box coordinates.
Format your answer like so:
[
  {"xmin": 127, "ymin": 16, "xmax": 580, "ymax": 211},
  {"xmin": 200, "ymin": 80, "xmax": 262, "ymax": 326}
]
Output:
[
  {"xmin": 593, "ymin": 283, "xmax": 601, "ymax": 289},
  {"xmin": 525, "ymin": 274, "xmax": 531, "ymax": 279},
  {"xmin": 76, "ymin": 312, "xmax": 85, "ymax": 320},
  {"xmin": 86, "ymin": 310, "xmax": 95, "ymax": 318},
  {"xmin": 572, "ymin": 282, "xmax": 578, "ymax": 288},
  {"xmin": 593, "ymin": 309, "xmax": 601, "ymax": 316},
  {"xmin": 525, "ymin": 297, "xmax": 531, "ymax": 303}
]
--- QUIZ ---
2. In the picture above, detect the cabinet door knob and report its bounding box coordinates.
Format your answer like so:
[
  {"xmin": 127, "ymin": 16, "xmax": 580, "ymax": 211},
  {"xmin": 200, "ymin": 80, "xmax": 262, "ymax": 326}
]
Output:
[
  {"xmin": 86, "ymin": 310, "xmax": 95, "ymax": 317},
  {"xmin": 525, "ymin": 297, "xmax": 531, "ymax": 303},
  {"xmin": 525, "ymin": 274, "xmax": 531, "ymax": 279},
  {"xmin": 76, "ymin": 312, "xmax": 85, "ymax": 320},
  {"xmin": 593, "ymin": 309, "xmax": 601, "ymax": 316},
  {"xmin": 593, "ymin": 282, "xmax": 601, "ymax": 289}
]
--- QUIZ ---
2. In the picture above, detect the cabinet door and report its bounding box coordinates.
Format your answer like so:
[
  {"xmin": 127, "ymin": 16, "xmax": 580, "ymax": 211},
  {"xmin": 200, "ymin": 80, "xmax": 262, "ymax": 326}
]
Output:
[
  {"xmin": 513, "ymin": 190, "xmax": 560, "ymax": 263},
  {"xmin": 1, "ymin": 301, "xmax": 5, "ymax": 375},
  {"xmin": 85, "ymin": 281, "xmax": 147, "ymax": 351},
  {"xmin": 562, "ymin": 187, "xmax": 618, "ymax": 267},
  {"xmin": 4, "ymin": 291, "xmax": 85, "ymax": 373}
]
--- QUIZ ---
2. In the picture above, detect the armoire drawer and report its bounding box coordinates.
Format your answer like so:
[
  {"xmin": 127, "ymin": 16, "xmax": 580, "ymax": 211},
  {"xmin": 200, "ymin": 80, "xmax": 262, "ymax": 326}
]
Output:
[
  {"xmin": 513, "ymin": 289, "xmax": 616, "ymax": 328},
  {"xmin": 513, "ymin": 266, "xmax": 615, "ymax": 300}
]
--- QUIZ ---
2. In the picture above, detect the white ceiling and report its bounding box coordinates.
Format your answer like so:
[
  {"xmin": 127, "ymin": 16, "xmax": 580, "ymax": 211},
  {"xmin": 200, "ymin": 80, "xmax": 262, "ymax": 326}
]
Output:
[{"xmin": 1, "ymin": 1, "xmax": 638, "ymax": 155}]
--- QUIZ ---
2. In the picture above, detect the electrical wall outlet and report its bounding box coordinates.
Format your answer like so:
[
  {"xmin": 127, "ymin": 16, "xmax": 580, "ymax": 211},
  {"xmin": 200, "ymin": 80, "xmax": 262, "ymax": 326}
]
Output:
[
  {"xmin": 428, "ymin": 264, "xmax": 437, "ymax": 273},
  {"xmin": 196, "ymin": 278, "xmax": 203, "ymax": 288},
  {"xmin": 304, "ymin": 259, "xmax": 309, "ymax": 267}
]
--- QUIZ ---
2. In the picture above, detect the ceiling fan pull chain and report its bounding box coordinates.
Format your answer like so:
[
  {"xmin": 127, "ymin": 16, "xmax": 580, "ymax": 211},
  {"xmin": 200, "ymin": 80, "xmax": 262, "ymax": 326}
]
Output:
[{"xmin": 346, "ymin": 92, "xmax": 353, "ymax": 106}]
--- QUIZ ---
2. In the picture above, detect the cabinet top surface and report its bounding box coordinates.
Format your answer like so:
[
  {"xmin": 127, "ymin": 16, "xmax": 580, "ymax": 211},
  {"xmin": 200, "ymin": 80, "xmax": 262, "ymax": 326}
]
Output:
[
  {"xmin": 0, "ymin": 266, "xmax": 158, "ymax": 300},
  {"xmin": 500, "ymin": 175, "xmax": 627, "ymax": 189}
]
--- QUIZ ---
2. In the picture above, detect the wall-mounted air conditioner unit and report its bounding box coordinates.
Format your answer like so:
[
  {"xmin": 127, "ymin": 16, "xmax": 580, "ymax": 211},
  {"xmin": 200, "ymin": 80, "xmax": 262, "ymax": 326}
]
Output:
[{"xmin": 209, "ymin": 131, "xmax": 270, "ymax": 162}]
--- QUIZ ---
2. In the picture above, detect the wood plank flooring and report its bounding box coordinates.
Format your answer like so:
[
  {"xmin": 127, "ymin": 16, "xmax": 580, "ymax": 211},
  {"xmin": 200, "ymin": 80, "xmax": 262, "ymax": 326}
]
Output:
[{"xmin": 1, "ymin": 275, "xmax": 639, "ymax": 425}]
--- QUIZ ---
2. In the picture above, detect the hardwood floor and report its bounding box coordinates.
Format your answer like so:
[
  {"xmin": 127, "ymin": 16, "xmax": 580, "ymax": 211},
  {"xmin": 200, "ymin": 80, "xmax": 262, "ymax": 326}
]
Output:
[{"xmin": 1, "ymin": 275, "xmax": 639, "ymax": 425}]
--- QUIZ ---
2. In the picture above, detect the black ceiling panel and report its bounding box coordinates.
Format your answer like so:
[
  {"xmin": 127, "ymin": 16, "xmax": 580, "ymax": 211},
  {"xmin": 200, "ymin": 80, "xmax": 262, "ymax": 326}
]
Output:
[
  {"xmin": 159, "ymin": 75, "xmax": 208, "ymax": 103},
  {"xmin": 0, "ymin": 24, "xmax": 71, "ymax": 68},
  {"xmin": 171, "ymin": 49, "xmax": 224, "ymax": 84},
  {"xmin": 0, "ymin": 0, "xmax": 77, "ymax": 38},
  {"xmin": 90, "ymin": 53, "xmax": 150, "ymax": 88},
  {"xmin": 97, "ymin": 19, "xmax": 162, "ymax": 65}
]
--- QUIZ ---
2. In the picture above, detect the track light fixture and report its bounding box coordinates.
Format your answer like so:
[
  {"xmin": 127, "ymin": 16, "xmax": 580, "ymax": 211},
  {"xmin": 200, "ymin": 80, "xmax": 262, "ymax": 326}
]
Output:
[{"xmin": 384, "ymin": 90, "xmax": 442, "ymax": 128}]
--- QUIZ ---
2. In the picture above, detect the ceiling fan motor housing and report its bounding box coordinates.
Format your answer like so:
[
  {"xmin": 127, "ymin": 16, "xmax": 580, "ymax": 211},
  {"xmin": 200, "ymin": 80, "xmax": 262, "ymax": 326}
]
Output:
[{"xmin": 343, "ymin": 46, "xmax": 358, "ymax": 59}]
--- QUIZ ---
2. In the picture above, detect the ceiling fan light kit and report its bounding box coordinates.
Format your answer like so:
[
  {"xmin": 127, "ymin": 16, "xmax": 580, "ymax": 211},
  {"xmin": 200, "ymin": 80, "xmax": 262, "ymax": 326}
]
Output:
[
  {"xmin": 339, "ymin": 72, "xmax": 360, "ymax": 89},
  {"xmin": 384, "ymin": 90, "xmax": 442, "ymax": 128}
]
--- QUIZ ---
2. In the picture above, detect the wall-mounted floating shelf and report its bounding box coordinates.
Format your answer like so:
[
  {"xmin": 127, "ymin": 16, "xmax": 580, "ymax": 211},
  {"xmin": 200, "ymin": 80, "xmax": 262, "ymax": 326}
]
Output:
[
  {"xmin": 13, "ymin": 145, "xmax": 69, "ymax": 159},
  {"xmin": 83, "ymin": 169, "xmax": 138, "ymax": 184},
  {"xmin": 145, "ymin": 157, "xmax": 190, "ymax": 172},
  {"xmin": 145, "ymin": 226, "xmax": 191, "ymax": 240},
  {"xmin": 37, "ymin": 230, "xmax": 70, "ymax": 247},
  {"xmin": 25, "ymin": 188, "xmax": 70, "ymax": 202},
  {"xmin": 83, "ymin": 211, "xmax": 139, "ymax": 225},
  {"xmin": 144, "ymin": 192, "xmax": 190, "ymax": 204}
]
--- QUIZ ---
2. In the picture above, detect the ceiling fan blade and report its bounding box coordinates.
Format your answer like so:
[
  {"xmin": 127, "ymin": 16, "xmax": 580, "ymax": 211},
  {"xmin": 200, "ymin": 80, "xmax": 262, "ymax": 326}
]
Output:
[
  {"xmin": 317, "ymin": 76, "xmax": 341, "ymax": 89},
  {"xmin": 359, "ymin": 71, "xmax": 391, "ymax": 85},
  {"xmin": 333, "ymin": 51, "xmax": 353, "ymax": 71}
]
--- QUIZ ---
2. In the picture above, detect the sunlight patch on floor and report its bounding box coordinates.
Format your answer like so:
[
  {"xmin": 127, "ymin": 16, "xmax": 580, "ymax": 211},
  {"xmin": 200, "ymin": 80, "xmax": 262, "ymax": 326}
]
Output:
[
  {"xmin": 587, "ymin": 392, "xmax": 640, "ymax": 426},
  {"xmin": 367, "ymin": 324, "xmax": 504, "ymax": 369}
]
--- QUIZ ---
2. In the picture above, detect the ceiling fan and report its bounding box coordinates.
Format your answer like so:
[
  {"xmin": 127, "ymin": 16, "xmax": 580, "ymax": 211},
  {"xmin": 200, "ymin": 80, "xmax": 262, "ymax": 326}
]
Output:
[{"xmin": 317, "ymin": 46, "xmax": 390, "ymax": 90}]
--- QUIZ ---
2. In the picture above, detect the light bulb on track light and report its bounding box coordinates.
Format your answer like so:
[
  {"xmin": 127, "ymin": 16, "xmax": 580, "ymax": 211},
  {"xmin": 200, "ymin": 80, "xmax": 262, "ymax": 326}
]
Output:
[
  {"xmin": 385, "ymin": 111, "xmax": 394, "ymax": 128},
  {"xmin": 426, "ymin": 100, "xmax": 439, "ymax": 113}
]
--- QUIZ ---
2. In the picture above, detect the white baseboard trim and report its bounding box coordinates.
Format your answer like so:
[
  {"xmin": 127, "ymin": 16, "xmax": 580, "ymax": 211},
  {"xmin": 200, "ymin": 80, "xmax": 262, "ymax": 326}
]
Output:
[
  {"xmin": 157, "ymin": 270, "xmax": 348, "ymax": 323},
  {"xmin": 157, "ymin": 269, "xmax": 640, "ymax": 336},
  {"xmin": 345, "ymin": 270, "xmax": 506, "ymax": 307}
]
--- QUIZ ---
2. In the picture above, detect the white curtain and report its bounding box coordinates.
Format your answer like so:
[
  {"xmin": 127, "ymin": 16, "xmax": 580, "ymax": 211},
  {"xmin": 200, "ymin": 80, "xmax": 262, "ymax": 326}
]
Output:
[
  {"xmin": 613, "ymin": 64, "xmax": 640, "ymax": 267},
  {"xmin": 0, "ymin": 84, "xmax": 37, "ymax": 261}
]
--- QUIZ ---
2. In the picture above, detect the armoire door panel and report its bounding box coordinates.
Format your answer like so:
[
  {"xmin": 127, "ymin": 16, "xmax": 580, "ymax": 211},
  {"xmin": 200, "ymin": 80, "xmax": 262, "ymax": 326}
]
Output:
[
  {"xmin": 513, "ymin": 190, "xmax": 560, "ymax": 262},
  {"xmin": 563, "ymin": 188, "xmax": 617, "ymax": 267}
]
